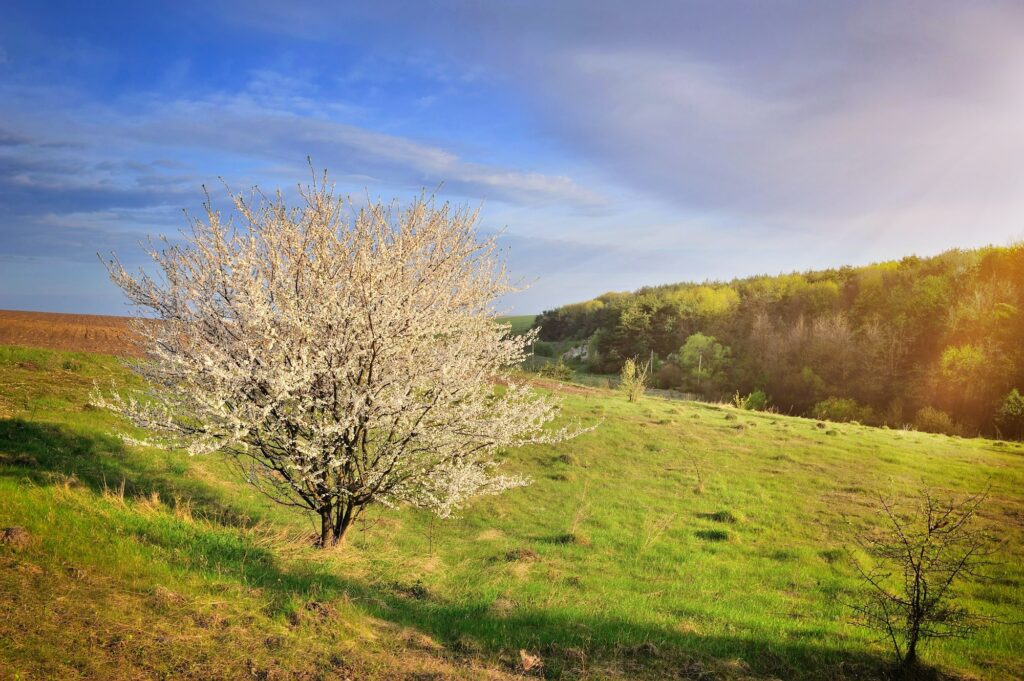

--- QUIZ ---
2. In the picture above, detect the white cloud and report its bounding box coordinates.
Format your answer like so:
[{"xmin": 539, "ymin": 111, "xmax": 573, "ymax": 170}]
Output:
[
  {"xmin": 109, "ymin": 84, "xmax": 606, "ymax": 210},
  {"xmin": 222, "ymin": 0, "xmax": 1024, "ymax": 247}
]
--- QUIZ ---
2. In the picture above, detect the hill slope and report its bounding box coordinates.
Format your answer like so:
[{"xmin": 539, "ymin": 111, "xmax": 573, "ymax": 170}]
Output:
[
  {"xmin": 1, "ymin": 345, "xmax": 1022, "ymax": 679},
  {"xmin": 533, "ymin": 245, "xmax": 1024, "ymax": 438}
]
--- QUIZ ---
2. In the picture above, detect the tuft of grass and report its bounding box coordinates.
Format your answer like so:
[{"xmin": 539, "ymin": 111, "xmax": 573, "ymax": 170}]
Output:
[
  {"xmin": 695, "ymin": 529, "xmax": 730, "ymax": 542},
  {"xmin": 698, "ymin": 510, "xmax": 742, "ymax": 524},
  {"xmin": 504, "ymin": 547, "xmax": 539, "ymax": 562},
  {"xmin": 552, "ymin": 532, "xmax": 591, "ymax": 546}
]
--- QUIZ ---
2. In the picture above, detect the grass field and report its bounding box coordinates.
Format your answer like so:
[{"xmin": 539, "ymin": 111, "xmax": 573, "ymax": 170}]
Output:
[
  {"xmin": 499, "ymin": 315, "xmax": 537, "ymax": 336},
  {"xmin": 1, "ymin": 343, "xmax": 1023, "ymax": 680}
]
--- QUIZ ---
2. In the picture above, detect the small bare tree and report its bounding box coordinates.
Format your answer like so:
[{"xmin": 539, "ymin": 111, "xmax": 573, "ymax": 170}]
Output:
[
  {"xmin": 620, "ymin": 357, "xmax": 648, "ymax": 402},
  {"xmin": 849, "ymin": 488, "xmax": 999, "ymax": 668},
  {"xmin": 96, "ymin": 172, "xmax": 583, "ymax": 546}
]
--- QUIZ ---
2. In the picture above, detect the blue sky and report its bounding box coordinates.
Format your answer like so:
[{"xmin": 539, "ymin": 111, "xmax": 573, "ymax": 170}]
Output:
[{"xmin": 2, "ymin": 1, "xmax": 1024, "ymax": 314}]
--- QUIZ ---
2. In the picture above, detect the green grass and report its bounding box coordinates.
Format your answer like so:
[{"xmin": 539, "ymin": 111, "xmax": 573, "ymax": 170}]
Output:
[
  {"xmin": 1, "ymin": 345, "xmax": 1022, "ymax": 680},
  {"xmin": 497, "ymin": 314, "xmax": 537, "ymax": 336}
]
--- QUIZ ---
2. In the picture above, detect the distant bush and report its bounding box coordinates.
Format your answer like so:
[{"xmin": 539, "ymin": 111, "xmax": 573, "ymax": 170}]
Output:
[
  {"xmin": 653, "ymin": 363, "xmax": 683, "ymax": 389},
  {"xmin": 812, "ymin": 397, "xmax": 875, "ymax": 424},
  {"xmin": 538, "ymin": 360, "xmax": 574, "ymax": 381},
  {"xmin": 882, "ymin": 400, "xmax": 905, "ymax": 427},
  {"xmin": 914, "ymin": 406, "xmax": 962, "ymax": 436},
  {"xmin": 733, "ymin": 389, "xmax": 769, "ymax": 411},
  {"xmin": 533, "ymin": 341, "xmax": 555, "ymax": 358},
  {"xmin": 996, "ymin": 389, "xmax": 1024, "ymax": 439}
]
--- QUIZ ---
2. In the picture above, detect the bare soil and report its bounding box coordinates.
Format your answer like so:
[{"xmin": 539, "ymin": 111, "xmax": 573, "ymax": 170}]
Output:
[{"xmin": 0, "ymin": 310, "xmax": 142, "ymax": 357}]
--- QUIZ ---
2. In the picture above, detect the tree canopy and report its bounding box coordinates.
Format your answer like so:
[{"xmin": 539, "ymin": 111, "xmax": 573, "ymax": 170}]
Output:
[
  {"xmin": 535, "ymin": 246, "xmax": 1024, "ymax": 437},
  {"xmin": 99, "ymin": 177, "xmax": 581, "ymax": 545}
]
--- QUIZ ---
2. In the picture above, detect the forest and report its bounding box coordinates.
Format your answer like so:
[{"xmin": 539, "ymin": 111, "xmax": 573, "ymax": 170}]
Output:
[{"xmin": 533, "ymin": 245, "xmax": 1024, "ymax": 438}]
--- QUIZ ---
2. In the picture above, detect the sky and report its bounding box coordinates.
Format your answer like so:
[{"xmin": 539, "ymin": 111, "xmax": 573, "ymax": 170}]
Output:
[{"xmin": 2, "ymin": 1, "xmax": 1024, "ymax": 315}]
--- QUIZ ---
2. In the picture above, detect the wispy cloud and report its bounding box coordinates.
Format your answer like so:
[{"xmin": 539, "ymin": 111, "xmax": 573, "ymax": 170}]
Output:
[
  {"xmin": 123, "ymin": 93, "xmax": 604, "ymax": 208},
  {"xmin": 0, "ymin": 64, "xmax": 604, "ymax": 280}
]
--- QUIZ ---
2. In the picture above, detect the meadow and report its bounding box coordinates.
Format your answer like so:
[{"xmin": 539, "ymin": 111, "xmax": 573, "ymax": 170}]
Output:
[
  {"xmin": 1, "ymin": 343, "xmax": 1022, "ymax": 680},
  {"xmin": 502, "ymin": 315, "xmax": 539, "ymax": 337}
]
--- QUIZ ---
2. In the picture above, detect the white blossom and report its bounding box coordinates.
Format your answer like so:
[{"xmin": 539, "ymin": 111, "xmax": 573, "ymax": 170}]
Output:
[{"xmin": 97, "ymin": 174, "xmax": 584, "ymax": 545}]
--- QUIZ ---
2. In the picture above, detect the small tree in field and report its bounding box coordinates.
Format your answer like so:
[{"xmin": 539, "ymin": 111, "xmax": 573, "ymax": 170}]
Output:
[
  {"xmin": 97, "ymin": 174, "xmax": 582, "ymax": 546},
  {"xmin": 849, "ymin": 488, "xmax": 999, "ymax": 668},
  {"xmin": 996, "ymin": 388, "xmax": 1024, "ymax": 440},
  {"xmin": 620, "ymin": 357, "xmax": 648, "ymax": 402}
]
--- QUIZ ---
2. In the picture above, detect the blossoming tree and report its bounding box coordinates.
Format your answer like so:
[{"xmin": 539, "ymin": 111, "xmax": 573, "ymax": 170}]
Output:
[{"xmin": 98, "ymin": 175, "xmax": 579, "ymax": 546}]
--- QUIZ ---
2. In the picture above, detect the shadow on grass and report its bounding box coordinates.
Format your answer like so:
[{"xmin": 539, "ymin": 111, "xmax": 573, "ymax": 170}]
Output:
[
  {"xmin": 116, "ymin": 517, "xmax": 905, "ymax": 680},
  {"xmin": 193, "ymin": 547, "xmax": 907, "ymax": 680},
  {"xmin": 101, "ymin": 510, "xmax": 903, "ymax": 680},
  {"xmin": 0, "ymin": 417, "xmax": 951, "ymax": 680},
  {"xmin": 0, "ymin": 418, "xmax": 256, "ymax": 527}
]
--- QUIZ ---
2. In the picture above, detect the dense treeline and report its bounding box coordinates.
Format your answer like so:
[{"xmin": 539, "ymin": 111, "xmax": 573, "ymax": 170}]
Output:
[{"xmin": 533, "ymin": 246, "xmax": 1024, "ymax": 438}]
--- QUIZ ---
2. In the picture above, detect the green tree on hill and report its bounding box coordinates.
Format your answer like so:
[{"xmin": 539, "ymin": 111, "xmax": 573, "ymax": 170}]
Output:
[
  {"xmin": 679, "ymin": 333, "xmax": 731, "ymax": 395},
  {"xmin": 532, "ymin": 244, "xmax": 1024, "ymax": 438}
]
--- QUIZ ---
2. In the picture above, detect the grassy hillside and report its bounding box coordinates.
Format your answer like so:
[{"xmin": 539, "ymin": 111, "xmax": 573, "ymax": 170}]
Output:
[
  {"xmin": 499, "ymin": 315, "xmax": 538, "ymax": 336},
  {"xmin": 1, "ymin": 345, "xmax": 1022, "ymax": 680}
]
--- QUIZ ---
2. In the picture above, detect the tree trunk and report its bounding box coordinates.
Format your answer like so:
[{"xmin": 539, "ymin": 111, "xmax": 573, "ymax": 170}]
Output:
[
  {"xmin": 904, "ymin": 635, "xmax": 918, "ymax": 667},
  {"xmin": 317, "ymin": 501, "xmax": 358, "ymax": 547},
  {"xmin": 319, "ymin": 509, "xmax": 333, "ymax": 547},
  {"xmin": 331, "ymin": 501, "xmax": 356, "ymax": 545}
]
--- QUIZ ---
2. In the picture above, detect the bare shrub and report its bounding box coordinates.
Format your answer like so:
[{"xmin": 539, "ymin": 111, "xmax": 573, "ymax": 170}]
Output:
[{"xmin": 849, "ymin": 488, "xmax": 1001, "ymax": 668}]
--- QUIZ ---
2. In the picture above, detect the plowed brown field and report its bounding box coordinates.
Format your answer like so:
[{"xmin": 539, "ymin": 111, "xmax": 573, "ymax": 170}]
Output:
[{"xmin": 0, "ymin": 309, "xmax": 142, "ymax": 357}]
